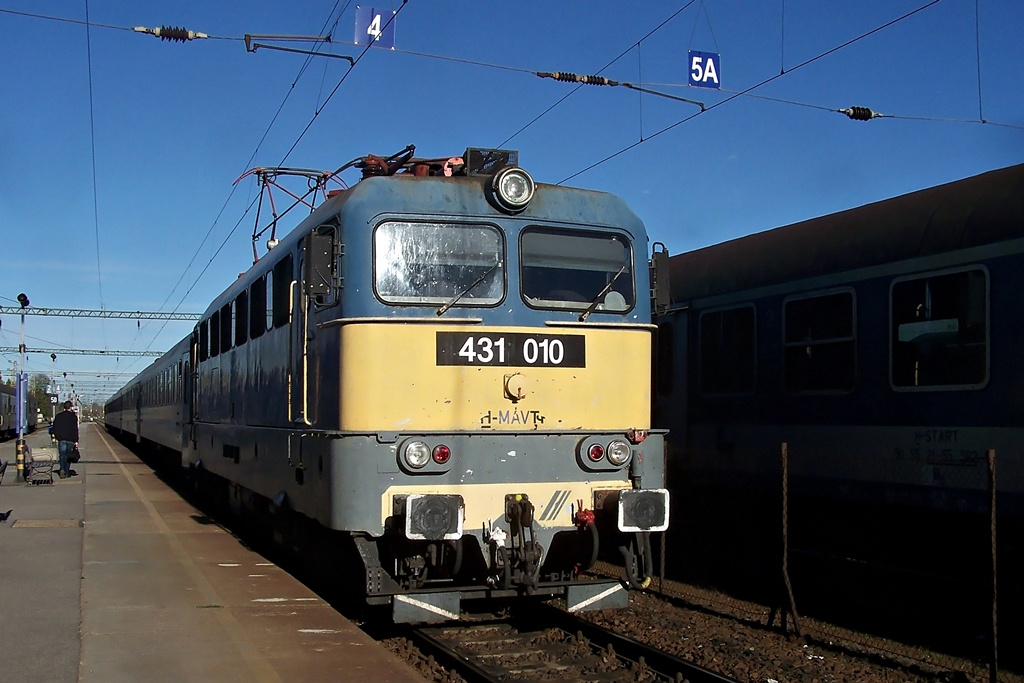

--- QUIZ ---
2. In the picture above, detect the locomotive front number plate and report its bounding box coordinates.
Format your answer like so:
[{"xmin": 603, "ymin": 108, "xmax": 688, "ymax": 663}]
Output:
[{"xmin": 436, "ymin": 331, "xmax": 585, "ymax": 367}]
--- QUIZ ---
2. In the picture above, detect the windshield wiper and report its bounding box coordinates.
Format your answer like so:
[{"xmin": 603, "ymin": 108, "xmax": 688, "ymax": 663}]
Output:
[
  {"xmin": 578, "ymin": 265, "xmax": 627, "ymax": 322},
  {"xmin": 437, "ymin": 260, "xmax": 502, "ymax": 316}
]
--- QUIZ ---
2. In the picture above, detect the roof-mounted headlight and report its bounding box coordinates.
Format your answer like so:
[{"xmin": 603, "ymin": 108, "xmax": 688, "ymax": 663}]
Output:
[{"xmin": 490, "ymin": 166, "xmax": 535, "ymax": 213}]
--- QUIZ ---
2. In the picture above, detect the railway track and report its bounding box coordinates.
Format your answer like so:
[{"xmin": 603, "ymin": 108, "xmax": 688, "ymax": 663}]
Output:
[{"xmin": 406, "ymin": 603, "xmax": 740, "ymax": 683}]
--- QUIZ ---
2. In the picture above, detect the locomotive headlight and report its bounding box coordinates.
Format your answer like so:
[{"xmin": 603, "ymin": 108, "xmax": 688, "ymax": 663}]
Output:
[
  {"xmin": 490, "ymin": 166, "xmax": 535, "ymax": 213},
  {"xmin": 606, "ymin": 440, "xmax": 632, "ymax": 466},
  {"xmin": 403, "ymin": 441, "xmax": 431, "ymax": 469}
]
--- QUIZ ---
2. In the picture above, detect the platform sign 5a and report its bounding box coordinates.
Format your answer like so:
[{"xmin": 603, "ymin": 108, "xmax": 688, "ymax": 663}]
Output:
[
  {"xmin": 355, "ymin": 6, "xmax": 396, "ymax": 48},
  {"xmin": 688, "ymin": 51, "xmax": 721, "ymax": 89}
]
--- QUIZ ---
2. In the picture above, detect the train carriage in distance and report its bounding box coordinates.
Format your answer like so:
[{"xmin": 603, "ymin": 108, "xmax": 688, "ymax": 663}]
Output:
[
  {"xmin": 655, "ymin": 164, "xmax": 1024, "ymax": 567},
  {"xmin": 1, "ymin": 383, "xmax": 38, "ymax": 440},
  {"xmin": 106, "ymin": 147, "xmax": 669, "ymax": 623}
]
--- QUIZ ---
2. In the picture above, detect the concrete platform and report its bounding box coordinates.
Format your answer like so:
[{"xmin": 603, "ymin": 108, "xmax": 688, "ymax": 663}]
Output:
[{"xmin": 0, "ymin": 424, "xmax": 426, "ymax": 683}]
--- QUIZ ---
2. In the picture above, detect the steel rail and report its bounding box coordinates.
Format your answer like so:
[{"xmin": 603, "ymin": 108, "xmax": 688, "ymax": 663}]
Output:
[
  {"xmin": 406, "ymin": 604, "xmax": 741, "ymax": 683},
  {"xmin": 538, "ymin": 603, "xmax": 741, "ymax": 683}
]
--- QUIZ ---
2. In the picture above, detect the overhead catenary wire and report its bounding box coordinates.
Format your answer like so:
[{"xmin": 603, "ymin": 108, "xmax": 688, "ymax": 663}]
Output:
[
  {"xmin": 637, "ymin": 43, "xmax": 644, "ymax": 142},
  {"xmin": 0, "ymin": 8, "xmax": 234, "ymax": 39},
  {"xmin": 241, "ymin": 34, "xmax": 1015, "ymax": 133},
  {"xmin": 130, "ymin": 1, "xmax": 363, "ymax": 359},
  {"xmin": 8, "ymin": 3, "xmax": 1020, "ymax": 138},
  {"xmin": 639, "ymin": 82, "xmax": 1024, "ymax": 130},
  {"xmin": 316, "ymin": 5, "xmax": 352, "ymax": 109},
  {"xmin": 6, "ymin": 0, "xmax": 1021, "ymax": 394},
  {"xmin": 780, "ymin": 0, "xmax": 786, "ymax": 74},
  {"xmin": 2, "ymin": 5, "xmax": 240, "ymax": 383},
  {"xmin": 130, "ymin": 0, "xmax": 366, "ymax": 372},
  {"xmin": 3, "ymin": 5, "xmax": 356, "ymax": 379},
  {"xmin": 95, "ymin": 12, "xmax": 399, "ymax": 369},
  {"xmin": 115, "ymin": 193, "xmax": 262, "ymax": 379},
  {"xmin": 331, "ymin": 42, "xmax": 1024, "ymax": 132},
  {"xmin": 557, "ymin": 0, "xmax": 956, "ymax": 184},
  {"xmin": 536, "ymin": 71, "xmax": 705, "ymax": 111},
  {"xmin": 127, "ymin": 0, "xmax": 354, "ymax": 375},
  {"xmin": 83, "ymin": 0, "xmax": 106, "ymax": 348},
  {"xmin": 499, "ymin": 1, "xmax": 698, "ymax": 149},
  {"xmin": 974, "ymin": 0, "xmax": 984, "ymax": 122},
  {"xmin": 274, "ymin": 1, "xmax": 410, "ymax": 167}
]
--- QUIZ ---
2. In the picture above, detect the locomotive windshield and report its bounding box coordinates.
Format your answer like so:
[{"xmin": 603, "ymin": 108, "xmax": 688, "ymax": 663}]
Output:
[
  {"xmin": 374, "ymin": 221, "xmax": 505, "ymax": 306},
  {"xmin": 520, "ymin": 228, "xmax": 633, "ymax": 312}
]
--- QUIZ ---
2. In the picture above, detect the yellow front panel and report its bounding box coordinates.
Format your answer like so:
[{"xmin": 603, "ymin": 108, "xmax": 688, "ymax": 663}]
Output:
[{"xmin": 339, "ymin": 323, "xmax": 651, "ymax": 431}]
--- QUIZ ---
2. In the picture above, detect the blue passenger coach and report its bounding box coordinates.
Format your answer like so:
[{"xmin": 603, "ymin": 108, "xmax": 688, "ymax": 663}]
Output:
[{"xmin": 656, "ymin": 164, "xmax": 1024, "ymax": 539}]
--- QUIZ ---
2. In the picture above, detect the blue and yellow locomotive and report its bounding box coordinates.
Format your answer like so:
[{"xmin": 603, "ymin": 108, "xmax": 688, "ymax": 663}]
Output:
[{"xmin": 106, "ymin": 147, "xmax": 669, "ymax": 622}]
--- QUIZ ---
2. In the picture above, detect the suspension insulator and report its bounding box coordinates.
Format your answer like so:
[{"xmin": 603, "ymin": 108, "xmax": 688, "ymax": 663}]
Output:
[
  {"xmin": 159, "ymin": 26, "xmax": 194, "ymax": 42},
  {"xmin": 840, "ymin": 106, "xmax": 882, "ymax": 121},
  {"xmin": 134, "ymin": 25, "xmax": 208, "ymax": 42},
  {"xmin": 542, "ymin": 72, "xmax": 616, "ymax": 86}
]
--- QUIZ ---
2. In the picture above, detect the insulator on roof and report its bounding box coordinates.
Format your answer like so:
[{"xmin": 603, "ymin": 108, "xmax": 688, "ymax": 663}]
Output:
[
  {"xmin": 133, "ymin": 25, "xmax": 209, "ymax": 42},
  {"xmin": 839, "ymin": 106, "xmax": 884, "ymax": 121}
]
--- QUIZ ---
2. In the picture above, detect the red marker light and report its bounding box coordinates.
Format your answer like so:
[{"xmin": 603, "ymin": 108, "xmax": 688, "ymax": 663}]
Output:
[
  {"xmin": 587, "ymin": 444, "xmax": 604, "ymax": 461},
  {"xmin": 432, "ymin": 444, "xmax": 452, "ymax": 464}
]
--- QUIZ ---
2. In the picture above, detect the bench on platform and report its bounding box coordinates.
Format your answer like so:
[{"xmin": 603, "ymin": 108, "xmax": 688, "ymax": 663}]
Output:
[{"xmin": 27, "ymin": 446, "xmax": 57, "ymax": 485}]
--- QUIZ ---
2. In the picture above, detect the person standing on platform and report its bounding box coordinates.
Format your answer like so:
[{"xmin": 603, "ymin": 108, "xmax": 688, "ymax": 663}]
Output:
[{"xmin": 51, "ymin": 401, "xmax": 79, "ymax": 479}]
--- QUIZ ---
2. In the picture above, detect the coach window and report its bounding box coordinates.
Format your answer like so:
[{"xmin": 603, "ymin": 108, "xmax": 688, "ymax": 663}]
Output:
[
  {"xmin": 700, "ymin": 305, "xmax": 756, "ymax": 395},
  {"xmin": 250, "ymin": 276, "xmax": 266, "ymax": 340},
  {"xmin": 374, "ymin": 222, "xmax": 504, "ymax": 306},
  {"xmin": 210, "ymin": 311, "xmax": 220, "ymax": 357},
  {"xmin": 199, "ymin": 320, "xmax": 209, "ymax": 362},
  {"xmin": 235, "ymin": 290, "xmax": 248, "ymax": 347},
  {"xmin": 783, "ymin": 290, "xmax": 856, "ymax": 393},
  {"xmin": 220, "ymin": 302, "xmax": 233, "ymax": 352},
  {"xmin": 272, "ymin": 255, "xmax": 293, "ymax": 327},
  {"xmin": 891, "ymin": 268, "xmax": 988, "ymax": 389},
  {"xmin": 521, "ymin": 228, "xmax": 633, "ymax": 312}
]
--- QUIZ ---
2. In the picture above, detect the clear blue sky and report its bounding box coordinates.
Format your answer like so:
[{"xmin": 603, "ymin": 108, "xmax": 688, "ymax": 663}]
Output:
[{"xmin": 1, "ymin": 0, "xmax": 1022, "ymax": 405}]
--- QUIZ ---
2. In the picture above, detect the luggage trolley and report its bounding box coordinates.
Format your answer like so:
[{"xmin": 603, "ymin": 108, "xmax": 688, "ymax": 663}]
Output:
[{"xmin": 26, "ymin": 445, "xmax": 57, "ymax": 485}]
